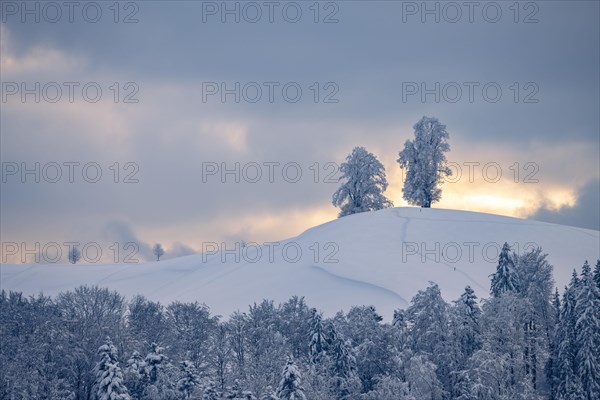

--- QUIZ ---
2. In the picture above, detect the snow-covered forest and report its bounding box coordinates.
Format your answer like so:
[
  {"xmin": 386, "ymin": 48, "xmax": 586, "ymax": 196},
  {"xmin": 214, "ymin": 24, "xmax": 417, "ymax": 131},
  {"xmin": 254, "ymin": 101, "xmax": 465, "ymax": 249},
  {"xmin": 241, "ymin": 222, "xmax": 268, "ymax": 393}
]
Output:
[{"xmin": 2, "ymin": 249, "xmax": 599, "ymax": 400}]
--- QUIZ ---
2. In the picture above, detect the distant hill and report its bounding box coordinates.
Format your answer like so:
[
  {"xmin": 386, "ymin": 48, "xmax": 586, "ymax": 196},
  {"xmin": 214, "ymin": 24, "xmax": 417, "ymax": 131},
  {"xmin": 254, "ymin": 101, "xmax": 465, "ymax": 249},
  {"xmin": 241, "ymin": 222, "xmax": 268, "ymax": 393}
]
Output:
[{"xmin": 2, "ymin": 207, "xmax": 598, "ymax": 319}]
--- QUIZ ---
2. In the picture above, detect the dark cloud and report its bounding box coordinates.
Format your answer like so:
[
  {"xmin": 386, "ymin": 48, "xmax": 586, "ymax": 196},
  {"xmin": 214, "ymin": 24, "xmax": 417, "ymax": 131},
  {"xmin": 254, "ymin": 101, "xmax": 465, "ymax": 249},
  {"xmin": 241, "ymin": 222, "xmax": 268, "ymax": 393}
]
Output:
[
  {"xmin": 3, "ymin": 2, "xmax": 598, "ymax": 143},
  {"xmin": 530, "ymin": 180, "xmax": 600, "ymax": 231},
  {"xmin": 1, "ymin": 1, "xmax": 598, "ymax": 252}
]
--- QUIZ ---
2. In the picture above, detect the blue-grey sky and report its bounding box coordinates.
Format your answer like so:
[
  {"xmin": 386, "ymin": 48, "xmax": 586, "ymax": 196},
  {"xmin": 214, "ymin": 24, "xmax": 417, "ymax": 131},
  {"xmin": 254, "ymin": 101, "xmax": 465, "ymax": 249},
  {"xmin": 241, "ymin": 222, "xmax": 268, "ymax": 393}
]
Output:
[{"xmin": 1, "ymin": 0, "xmax": 599, "ymax": 263}]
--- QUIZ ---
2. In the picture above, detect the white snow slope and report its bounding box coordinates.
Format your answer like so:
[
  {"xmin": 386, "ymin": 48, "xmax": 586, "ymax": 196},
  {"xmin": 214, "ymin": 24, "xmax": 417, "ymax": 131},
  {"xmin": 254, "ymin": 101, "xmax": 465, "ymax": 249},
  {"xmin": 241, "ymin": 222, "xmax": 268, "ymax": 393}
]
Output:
[{"xmin": 2, "ymin": 208, "xmax": 599, "ymax": 319}]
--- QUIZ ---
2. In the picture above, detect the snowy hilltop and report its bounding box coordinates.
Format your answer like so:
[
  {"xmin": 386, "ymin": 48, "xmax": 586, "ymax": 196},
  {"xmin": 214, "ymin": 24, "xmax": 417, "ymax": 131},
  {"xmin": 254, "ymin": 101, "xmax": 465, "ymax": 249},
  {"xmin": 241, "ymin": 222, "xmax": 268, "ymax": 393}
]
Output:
[{"xmin": 2, "ymin": 207, "xmax": 598, "ymax": 318}]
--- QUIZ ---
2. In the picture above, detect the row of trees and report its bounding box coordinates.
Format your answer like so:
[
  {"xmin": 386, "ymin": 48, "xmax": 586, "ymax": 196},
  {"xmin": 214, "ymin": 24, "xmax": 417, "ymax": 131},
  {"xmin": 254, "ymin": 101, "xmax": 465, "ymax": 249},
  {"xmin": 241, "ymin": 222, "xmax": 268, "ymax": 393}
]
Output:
[
  {"xmin": 333, "ymin": 116, "xmax": 451, "ymax": 217},
  {"xmin": 1, "ymin": 251, "xmax": 599, "ymax": 399}
]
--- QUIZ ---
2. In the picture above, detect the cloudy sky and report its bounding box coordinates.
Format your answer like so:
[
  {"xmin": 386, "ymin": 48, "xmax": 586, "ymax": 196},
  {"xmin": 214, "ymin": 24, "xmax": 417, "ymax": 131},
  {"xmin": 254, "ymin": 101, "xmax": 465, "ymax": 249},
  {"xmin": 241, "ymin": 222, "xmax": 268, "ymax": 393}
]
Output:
[{"xmin": 1, "ymin": 0, "xmax": 599, "ymax": 263}]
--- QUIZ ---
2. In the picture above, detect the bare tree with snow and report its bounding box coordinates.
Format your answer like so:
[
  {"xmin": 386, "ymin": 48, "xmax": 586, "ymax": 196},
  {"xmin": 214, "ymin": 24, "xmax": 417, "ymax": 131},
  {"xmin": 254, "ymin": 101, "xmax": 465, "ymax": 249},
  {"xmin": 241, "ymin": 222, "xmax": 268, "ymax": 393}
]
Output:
[
  {"xmin": 68, "ymin": 246, "xmax": 81, "ymax": 264},
  {"xmin": 332, "ymin": 147, "xmax": 393, "ymax": 218},
  {"xmin": 397, "ymin": 116, "xmax": 451, "ymax": 208},
  {"xmin": 152, "ymin": 244, "xmax": 165, "ymax": 261}
]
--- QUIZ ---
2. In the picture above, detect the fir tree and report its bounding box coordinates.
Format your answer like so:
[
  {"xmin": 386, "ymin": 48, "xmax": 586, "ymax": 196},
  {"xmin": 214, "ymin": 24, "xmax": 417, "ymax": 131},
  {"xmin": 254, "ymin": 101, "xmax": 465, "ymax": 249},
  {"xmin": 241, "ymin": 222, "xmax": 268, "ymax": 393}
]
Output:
[
  {"xmin": 144, "ymin": 343, "xmax": 167, "ymax": 384},
  {"xmin": 325, "ymin": 321, "xmax": 338, "ymax": 350},
  {"xmin": 490, "ymin": 242, "xmax": 519, "ymax": 297},
  {"xmin": 277, "ymin": 357, "xmax": 306, "ymax": 400},
  {"xmin": 574, "ymin": 262, "xmax": 600, "ymax": 400},
  {"xmin": 323, "ymin": 319, "xmax": 359, "ymax": 397},
  {"xmin": 556, "ymin": 284, "xmax": 584, "ymax": 399},
  {"xmin": 593, "ymin": 260, "xmax": 600, "ymax": 289},
  {"xmin": 392, "ymin": 309, "xmax": 407, "ymax": 329},
  {"xmin": 223, "ymin": 382, "xmax": 257, "ymax": 400},
  {"xmin": 330, "ymin": 338, "xmax": 357, "ymax": 383},
  {"xmin": 260, "ymin": 386, "xmax": 279, "ymax": 400},
  {"xmin": 94, "ymin": 338, "xmax": 131, "ymax": 400},
  {"xmin": 202, "ymin": 380, "xmax": 220, "ymax": 400},
  {"xmin": 126, "ymin": 351, "xmax": 145, "ymax": 377},
  {"xmin": 332, "ymin": 146, "xmax": 393, "ymax": 217},
  {"xmin": 552, "ymin": 288, "xmax": 561, "ymax": 325},
  {"xmin": 570, "ymin": 268, "xmax": 580, "ymax": 289},
  {"xmin": 308, "ymin": 308, "xmax": 327, "ymax": 363},
  {"xmin": 125, "ymin": 350, "xmax": 146, "ymax": 398},
  {"xmin": 330, "ymin": 337, "xmax": 360, "ymax": 399},
  {"xmin": 453, "ymin": 286, "xmax": 482, "ymax": 359},
  {"xmin": 581, "ymin": 260, "xmax": 592, "ymax": 280},
  {"xmin": 547, "ymin": 288, "xmax": 561, "ymax": 400},
  {"xmin": 177, "ymin": 360, "xmax": 200, "ymax": 399}
]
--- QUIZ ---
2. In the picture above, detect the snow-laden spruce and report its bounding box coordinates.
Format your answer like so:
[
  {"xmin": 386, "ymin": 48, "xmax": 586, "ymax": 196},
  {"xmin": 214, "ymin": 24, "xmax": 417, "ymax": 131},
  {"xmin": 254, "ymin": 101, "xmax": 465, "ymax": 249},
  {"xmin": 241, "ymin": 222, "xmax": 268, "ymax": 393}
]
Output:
[
  {"xmin": 554, "ymin": 261, "xmax": 600, "ymax": 400},
  {"xmin": 308, "ymin": 308, "xmax": 326, "ymax": 363},
  {"xmin": 556, "ymin": 270, "xmax": 583, "ymax": 399},
  {"xmin": 276, "ymin": 357, "xmax": 306, "ymax": 400},
  {"xmin": 398, "ymin": 116, "xmax": 451, "ymax": 208},
  {"xmin": 452, "ymin": 285, "xmax": 482, "ymax": 360},
  {"xmin": 332, "ymin": 146, "xmax": 392, "ymax": 217},
  {"xmin": 177, "ymin": 360, "xmax": 200, "ymax": 399},
  {"xmin": 94, "ymin": 338, "xmax": 131, "ymax": 400},
  {"xmin": 490, "ymin": 242, "xmax": 520, "ymax": 297},
  {"xmin": 144, "ymin": 342, "xmax": 167, "ymax": 384},
  {"xmin": 574, "ymin": 261, "xmax": 600, "ymax": 400}
]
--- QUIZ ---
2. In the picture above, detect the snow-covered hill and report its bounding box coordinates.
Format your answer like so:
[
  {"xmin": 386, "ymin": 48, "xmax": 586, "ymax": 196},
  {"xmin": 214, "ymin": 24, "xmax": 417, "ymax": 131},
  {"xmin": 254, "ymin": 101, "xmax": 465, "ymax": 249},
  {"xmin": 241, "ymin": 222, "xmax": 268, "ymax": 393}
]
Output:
[{"xmin": 2, "ymin": 208, "xmax": 598, "ymax": 319}]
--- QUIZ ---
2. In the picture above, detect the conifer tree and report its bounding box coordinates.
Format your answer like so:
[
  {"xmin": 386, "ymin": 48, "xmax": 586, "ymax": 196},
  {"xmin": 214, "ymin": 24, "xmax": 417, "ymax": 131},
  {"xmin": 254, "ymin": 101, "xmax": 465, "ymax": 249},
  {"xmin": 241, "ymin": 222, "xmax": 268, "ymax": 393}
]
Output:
[
  {"xmin": 575, "ymin": 261, "xmax": 600, "ymax": 400},
  {"xmin": 144, "ymin": 343, "xmax": 167, "ymax": 384},
  {"xmin": 593, "ymin": 260, "xmax": 600, "ymax": 289},
  {"xmin": 547, "ymin": 288, "xmax": 561, "ymax": 400},
  {"xmin": 202, "ymin": 380, "xmax": 220, "ymax": 400},
  {"xmin": 277, "ymin": 357, "xmax": 306, "ymax": 400},
  {"xmin": 94, "ymin": 338, "xmax": 131, "ymax": 400},
  {"xmin": 453, "ymin": 286, "xmax": 482, "ymax": 359},
  {"xmin": 260, "ymin": 386, "xmax": 279, "ymax": 400},
  {"xmin": 308, "ymin": 308, "xmax": 327, "ymax": 363},
  {"xmin": 490, "ymin": 242, "xmax": 519, "ymax": 297},
  {"xmin": 177, "ymin": 360, "xmax": 200, "ymax": 399},
  {"xmin": 556, "ymin": 282, "xmax": 584, "ymax": 399}
]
